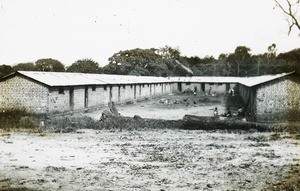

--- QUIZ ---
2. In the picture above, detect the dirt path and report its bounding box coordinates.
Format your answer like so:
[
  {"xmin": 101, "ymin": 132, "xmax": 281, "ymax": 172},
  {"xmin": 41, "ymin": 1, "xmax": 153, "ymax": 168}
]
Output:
[{"xmin": 0, "ymin": 129, "xmax": 299, "ymax": 191}]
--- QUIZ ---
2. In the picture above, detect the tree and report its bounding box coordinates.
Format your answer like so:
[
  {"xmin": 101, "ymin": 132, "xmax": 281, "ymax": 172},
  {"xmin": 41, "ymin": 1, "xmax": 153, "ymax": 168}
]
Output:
[
  {"xmin": 274, "ymin": 0, "xmax": 300, "ymax": 35},
  {"xmin": 0, "ymin": 65, "xmax": 14, "ymax": 78},
  {"xmin": 267, "ymin": 43, "xmax": 277, "ymax": 58},
  {"xmin": 13, "ymin": 62, "xmax": 36, "ymax": 71},
  {"xmin": 227, "ymin": 46, "xmax": 252, "ymax": 76},
  {"xmin": 35, "ymin": 58, "xmax": 65, "ymax": 72},
  {"xmin": 157, "ymin": 45, "xmax": 181, "ymax": 60},
  {"xmin": 103, "ymin": 48, "xmax": 169, "ymax": 76},
  {"xmin": 67, "ymin": 59, "xmax": 101, "ymax": 73},
  {"xmin": 277, "ymin": 48, "xmax": 300, "ymax": 73}
]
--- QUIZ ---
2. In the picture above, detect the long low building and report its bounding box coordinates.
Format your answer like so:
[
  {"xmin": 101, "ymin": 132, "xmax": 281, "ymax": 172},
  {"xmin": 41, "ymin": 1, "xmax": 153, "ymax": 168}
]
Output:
[
  {"xmin": 169, "ymin": 76, "xmax": 240, "ymax": 94},
  {"xmin": 0, "ymin": 71, "xmax": 299, "ymax": 122},
  {"xmin": 0, "ymin": 71, "xmax": 172, "ymax": 114},
  {"xmin": 169, "ymin": 72, "xmax": 300, "ymax": 122},
  {"xmin": 237, "ymin": 72, "xmax": 300, "ymax": 122}
]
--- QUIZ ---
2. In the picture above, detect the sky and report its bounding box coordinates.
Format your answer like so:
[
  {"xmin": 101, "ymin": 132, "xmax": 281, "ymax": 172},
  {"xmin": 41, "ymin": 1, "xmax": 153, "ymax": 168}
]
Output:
[{"xmin": 0, "ymin": 0, "xmax": 299, "ymax": 67}]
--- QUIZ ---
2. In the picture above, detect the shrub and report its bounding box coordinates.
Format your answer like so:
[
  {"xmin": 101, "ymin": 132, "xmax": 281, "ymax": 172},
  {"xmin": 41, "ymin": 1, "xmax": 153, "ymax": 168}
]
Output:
[
  {"xmin": 0, "ymin": 110, "xmax": 41, "ymax": 131},
  {"xmin": 19, "ymin": 116, "xmax": 38, "ymax": 129}
]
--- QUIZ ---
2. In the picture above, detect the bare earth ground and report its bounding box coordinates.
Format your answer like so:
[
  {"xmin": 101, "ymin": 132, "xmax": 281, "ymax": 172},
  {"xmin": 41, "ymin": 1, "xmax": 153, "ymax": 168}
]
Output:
[
  {"xmin": 86, "ymin": 94, "xmax": 233, "ymax": 120},
  {"xmin": 1, "ymin": 94, "xmax": 300, "ymax": 190},
  {"xmin": 0, "ymin": 129, "xmax": 299, "ymax": 191}
]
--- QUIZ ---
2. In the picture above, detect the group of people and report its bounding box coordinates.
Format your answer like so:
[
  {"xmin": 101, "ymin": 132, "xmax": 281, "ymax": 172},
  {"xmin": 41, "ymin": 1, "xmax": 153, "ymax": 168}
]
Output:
[{"xmin": 213, "ymin": 106, "xmax": 243, "ymax": 117}]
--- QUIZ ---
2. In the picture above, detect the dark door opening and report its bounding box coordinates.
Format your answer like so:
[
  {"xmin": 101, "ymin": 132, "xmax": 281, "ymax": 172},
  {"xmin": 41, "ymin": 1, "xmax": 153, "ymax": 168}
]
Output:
[
  {"xmin": 226, "ymin": 84, "xmax": 230, "ymax": 92},
  {"xmin": 69, "ymin": 87, "xmax": 74, "ymax": 110},
  {"xmin": 134, "ymin": 85, "xmax": 136, "ymax": 99},
  {"xmin": 118, "ymin": 85, "xmax": 121, "ymax": 102},
  {"xmin": 84, "ymin": 86, "xmax": 88, "ymax": 108},
  {"xmin": 109, "ymin": 85, "xmax": 113, "ymax": 102},
  {"xmin": 178, "ymin": 82, "xmax": 182, "ymax": 92},
  {"xmin": 201, "ymin": 83, "xmax": 205, "ymax": 92}
]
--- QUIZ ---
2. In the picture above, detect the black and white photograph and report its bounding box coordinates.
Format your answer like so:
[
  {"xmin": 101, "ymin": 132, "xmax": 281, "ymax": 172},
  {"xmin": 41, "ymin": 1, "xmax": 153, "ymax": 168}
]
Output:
[{"xmin": 0, "ymin": 0, "xmax": 300, "ymax": 190}]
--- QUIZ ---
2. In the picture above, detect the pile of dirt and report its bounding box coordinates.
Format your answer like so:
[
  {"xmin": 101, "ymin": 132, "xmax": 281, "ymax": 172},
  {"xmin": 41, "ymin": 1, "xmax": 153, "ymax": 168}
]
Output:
[
  {"xmin": 181, "ymin": 115, "xmax": 269, "ymax": 131},
  {"xmin": 100, "ymin": 114, "xmax": 183, "ymax": 131}
]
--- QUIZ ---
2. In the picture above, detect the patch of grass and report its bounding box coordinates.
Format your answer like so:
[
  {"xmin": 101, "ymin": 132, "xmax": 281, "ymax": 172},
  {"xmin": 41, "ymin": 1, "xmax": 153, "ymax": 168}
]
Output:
[
  {"xmin": 0, "ymin": 110, "xmax": 43, "ymax": 132},
  {"xmin": 262, "ymin": 164, "xmax": 300, "ymax": 191},
  {"xmin": 44, "ymin": 115, "xmax": 100, "ymax": 133}
]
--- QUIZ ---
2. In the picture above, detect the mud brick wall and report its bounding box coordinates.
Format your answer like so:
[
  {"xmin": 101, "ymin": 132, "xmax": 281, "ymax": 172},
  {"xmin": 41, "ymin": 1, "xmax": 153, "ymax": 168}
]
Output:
[
  {"xmin": 153, "ymin": 83, "xmax": 163, "ymax": 95},
  {"xmin": 204, "ymin": 83, "xmax": 228, "ymax": 94},
  {"xmin": 122, "ymin": 84, "xmax": 135, "ymax": 102},
  {"xmin": 255, "ymin": 76, "xmax": 300, "ymax": 122},
  {"xmin": 174, "ymin": 82, "xmax": 235, "ymax": 94},
  {"xmin": 88, "ymin": 85, "xmax": 109, "ymax": 107},
  {"xmin": 109, "ymin": 85, "xmax": 117, "ymax": 103},
  {"xmin": 140, "ymin": 84, "xmax": 151, "ymax": 98},
  {"xmin": 48, "ymin": 87, "xmax": 73, "ymax": 112},
  {"xmin": 165, "ymin": 83, "xmax": 172, "ymax": 94},
  {"xmin": 0, "ymin": 76, "xmax": 49, "ymax": 113}
]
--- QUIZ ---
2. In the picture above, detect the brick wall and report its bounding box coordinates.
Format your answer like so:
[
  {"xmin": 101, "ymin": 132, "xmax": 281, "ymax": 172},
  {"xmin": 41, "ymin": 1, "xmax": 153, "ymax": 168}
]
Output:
[
  {"xmin": 255, "ymin": 76, "xmax": 300, "ymax": 122},
  {"xmin": 0, "ymin": 76, "xmax": 49, "ymax": 113},
  {"xmin": 48, "ymin": 87, "xmax": 72, "ymax": 112},
  {"xmin": 88, "ymin": 85, "xmax": 109, "ymax": 107},
  {"xmin": 0, "ymin": 75, "xmax": 173, "ymax": 114},
  {"xmin": 171, "ymin": 82, "xmax": 235, "ymax": 94}
]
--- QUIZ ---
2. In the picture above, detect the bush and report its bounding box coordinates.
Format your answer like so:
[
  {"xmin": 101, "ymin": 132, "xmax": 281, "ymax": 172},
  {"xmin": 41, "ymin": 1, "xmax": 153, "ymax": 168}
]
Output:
[
  {"xmin": 0, "ymin": 110, "xmax": 42, "ymax": 131},
  {"xmin": 19, "ymin": 116, "xmax": 38, "ymax": 129},
  {"xmin": 45, "ymin": 116, "xmax": 100, "ymax": 133}
]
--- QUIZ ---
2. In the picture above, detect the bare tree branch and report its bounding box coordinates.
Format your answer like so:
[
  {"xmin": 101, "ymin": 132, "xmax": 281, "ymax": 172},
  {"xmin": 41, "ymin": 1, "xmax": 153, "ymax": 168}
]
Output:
[{"xmin": 274, "ymin": 0, "xmax": 300, "ymax": 35}]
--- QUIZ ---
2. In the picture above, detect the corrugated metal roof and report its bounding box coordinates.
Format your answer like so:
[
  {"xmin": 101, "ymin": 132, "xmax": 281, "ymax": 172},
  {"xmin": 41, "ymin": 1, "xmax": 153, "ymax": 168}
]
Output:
[
  {"xmin": 168, "ymin": 72, "xmax": 294, "ymax": 87},
  {"xmin": 6, "ymin": 71, "xmax": 294, "ymax": 87},
  {"xmin": 17, "ymin": 71, "xmax": 171, "ymax": 86},
  {"xmin": 168, "ymin": 76, "xmax": 241, "ymax": 83},
  {"xmin": 238, "ymin": 72, "xmax": 294, "ymax": 87}
]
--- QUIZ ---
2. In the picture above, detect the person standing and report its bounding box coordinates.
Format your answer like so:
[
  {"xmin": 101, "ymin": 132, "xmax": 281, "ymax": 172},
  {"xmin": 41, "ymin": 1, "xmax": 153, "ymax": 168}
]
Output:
[{"xmin": 213, "ymin": 107, "xmax": 218, "ymax": 116}]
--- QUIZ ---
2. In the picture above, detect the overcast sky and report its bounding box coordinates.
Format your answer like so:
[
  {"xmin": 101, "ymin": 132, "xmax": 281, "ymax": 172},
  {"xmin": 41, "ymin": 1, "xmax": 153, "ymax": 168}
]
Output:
[{"xmin": 0, "ymin": 0, "xmax": 299, "ymax": 67}]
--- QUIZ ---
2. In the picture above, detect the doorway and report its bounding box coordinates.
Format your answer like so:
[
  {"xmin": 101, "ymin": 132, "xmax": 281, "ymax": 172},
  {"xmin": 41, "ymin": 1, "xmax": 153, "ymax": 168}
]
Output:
[
  {"xmin": 84, "ymin": 86, "xmax": 88, "ymax": 108},
  {"xmin": 69, "ymin": 87, "xmax": 74, "ymax": 110},
  {"xmin": 178, "ymin": 82, "xmax": 182, "ymax": 92},
  {"xmin": 201, "ymin": 83, "xmax": 205, "ymax": 92},
  {"xmin": 226, "ymin": 83, "xmax": 230, "ymax": 92},
  {"xmin": 109, "ymin": 85, "xmax": 113, "ymax": 102}
]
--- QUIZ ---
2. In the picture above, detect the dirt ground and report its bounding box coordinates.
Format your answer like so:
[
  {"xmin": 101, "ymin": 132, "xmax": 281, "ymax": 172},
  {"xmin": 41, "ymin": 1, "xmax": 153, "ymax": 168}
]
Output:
[
  {"xmin": 1, "ymin": 94, "xmax": 299, "ymax": 191},
  {"xmin": 86, "ymin": 93, "xmax": 240, "ymax": 120},
  {"xmin": 0, "ymin": 129, "xmax": 299, "ymax": 191}
]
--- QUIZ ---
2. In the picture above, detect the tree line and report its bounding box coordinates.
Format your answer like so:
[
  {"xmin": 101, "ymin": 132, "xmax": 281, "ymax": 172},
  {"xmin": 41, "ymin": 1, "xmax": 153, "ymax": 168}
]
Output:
[{"xmin": 0, "ymin": 45, "xmax": 299, "ymax": 79}]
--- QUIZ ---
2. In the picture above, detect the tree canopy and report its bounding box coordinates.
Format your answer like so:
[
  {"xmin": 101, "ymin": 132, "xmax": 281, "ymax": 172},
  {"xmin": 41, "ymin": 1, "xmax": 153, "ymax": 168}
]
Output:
[
  {"xmin": 0, "ymin": 65, "xmax": 13, "ymax": 78},
  {"xmin": 35, "ymin": 58, "xmax": 65, "ymax": 72},
  {"xmin": 67, "ymin": 59, "xmax": 101, "ymax": 73},
  {"xmin": 12, "ymin": 62, "xmax": 36, "ymax": 71},
  {"xmin": 102, "ymin": 47, "xmax": 192, "ymax": 76},
  {"xmin": 0, "ymin": 45, "xmax": 299, "ymax": 79}
]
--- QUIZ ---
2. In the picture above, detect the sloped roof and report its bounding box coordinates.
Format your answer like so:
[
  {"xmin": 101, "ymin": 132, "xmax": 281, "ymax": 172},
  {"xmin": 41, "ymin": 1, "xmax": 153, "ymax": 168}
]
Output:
[
  {"xmin": 2, "ymin": 71, "xmax": 294, "ymax": 87},
  {"xmin": 238, "ymin": 72, "xmax": 294, "ymax": 87},
  {"xmin": 3, "ymin": 71, "xmax": 172, "ymax": 87},
  {"xmin": 169, "ymin": 72, "xmax": 295, "ymax": 87},
  {"xmin": 169, "ymin": 76, "xmax": 241, "ymax": 83}
]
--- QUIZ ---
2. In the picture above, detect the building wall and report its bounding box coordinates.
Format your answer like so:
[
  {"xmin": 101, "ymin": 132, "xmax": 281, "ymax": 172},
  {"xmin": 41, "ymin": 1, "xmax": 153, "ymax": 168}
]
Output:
[
  {"xmin": 122, "ymin": 84, "xmax": 135, "ymax": 102},
  {"xmin": 0, "ymin": 74, "xmax": 173, "ymax": 114},
  {"xmin": 0, "ymin": 76, "xmax": 49, "ymax": 113},
  {"xmin": 171, "ymin": 82, "xmax": 236, "ymax": 94},
  {"xmin": 48, "ymin": 86, "xmax": 83, "ymax": 113},
  {"xmin": 204, "ymin": 83, "xmax": 233, "ymax": 94},
  {"xmin": 181, "ymin": 83, "xmax": 201, "ymax": 93},
  {"xmin": 255, "ymin": 76, "xmax": 300, "ymax": 122},
  {"xmin": 237, "ymin": 84, "xmax": 256, "ymax": 121},
  {"xmin": 87, "ymin": 85, "xmax": 109, "ymax": 107}
]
